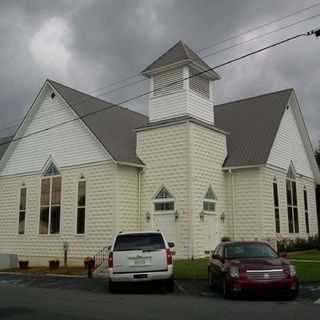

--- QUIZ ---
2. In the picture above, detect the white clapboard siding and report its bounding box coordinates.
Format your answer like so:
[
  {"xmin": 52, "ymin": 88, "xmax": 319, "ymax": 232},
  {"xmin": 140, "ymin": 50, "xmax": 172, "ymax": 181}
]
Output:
[
  {"xmin": 150, "ymin": 66, "xmax": 214, "ymax": 124},
  {"xmin": 267, "ymin": 105, "xmax": 313, "ymax": 178},
  {"xmin": 0, "ymin": 84, "xmax": 110, "ymax": 176}
]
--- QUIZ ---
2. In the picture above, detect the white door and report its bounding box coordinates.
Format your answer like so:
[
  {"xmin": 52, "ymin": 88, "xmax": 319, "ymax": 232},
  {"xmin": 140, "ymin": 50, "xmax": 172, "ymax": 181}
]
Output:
[
  {"xmin": 153, "ymin": 213, "xmax": 176, "ymax": 243},
  {"xmin": 207, "ymin": 214, "xmax": 219, "ymax": 251}
]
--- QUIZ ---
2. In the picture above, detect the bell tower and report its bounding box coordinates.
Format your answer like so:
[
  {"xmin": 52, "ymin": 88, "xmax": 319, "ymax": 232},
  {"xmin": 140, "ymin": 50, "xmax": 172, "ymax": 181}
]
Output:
[{"xmin": 142, "ymin": 41, "xmax": 221, "ymax": 124}]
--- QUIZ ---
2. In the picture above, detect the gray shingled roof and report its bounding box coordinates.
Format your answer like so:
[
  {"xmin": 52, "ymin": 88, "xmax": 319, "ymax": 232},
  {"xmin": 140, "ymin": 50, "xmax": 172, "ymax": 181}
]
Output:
[
  {"xmin": 0, "ymin": 136, "xmax": 12, "ymax": 160},
  {"xmin": 215, "ymin": 88, "xmax": 293, "ymax": 168},
  {"xmin": 49, "ymin": 80, "xmax": 148, "ymax": 165},
  {"xmin": 142, "ymin": 41, "xmax": 220, "ymax": 79}
]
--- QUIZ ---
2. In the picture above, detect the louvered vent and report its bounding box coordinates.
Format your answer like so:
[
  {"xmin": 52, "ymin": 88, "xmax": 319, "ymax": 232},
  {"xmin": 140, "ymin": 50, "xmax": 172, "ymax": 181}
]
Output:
[
  {"xmin": 153, "ymin": 68, "xmax": 183, "ymax": 97},
  {"xmin": 189, "ymin": 67, "xmax": 210, "ymax": 98}
]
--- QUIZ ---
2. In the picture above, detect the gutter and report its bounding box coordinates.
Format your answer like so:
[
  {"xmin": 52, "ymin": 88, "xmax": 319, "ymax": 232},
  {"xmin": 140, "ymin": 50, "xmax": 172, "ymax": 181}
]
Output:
[{"xmin": 229, "ymin": 168, "xmax": 236, "ymax": 240}]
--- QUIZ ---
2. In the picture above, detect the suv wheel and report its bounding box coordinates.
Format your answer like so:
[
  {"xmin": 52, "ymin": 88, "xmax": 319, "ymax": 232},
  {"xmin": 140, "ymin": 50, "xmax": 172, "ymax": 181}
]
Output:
[
  {"xmin": 109, "ymin": 280, "xmax": 118, "ymax": 293},
  {"xmin": 164, "ymin": 277, "xmax": 175, "ymax": 293}
]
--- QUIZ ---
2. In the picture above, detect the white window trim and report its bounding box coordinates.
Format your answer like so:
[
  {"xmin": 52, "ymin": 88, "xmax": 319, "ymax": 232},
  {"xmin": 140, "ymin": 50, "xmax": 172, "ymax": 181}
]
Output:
[
  {"xmin": 75, "ymin": 179, "xmax": 87, "ymax": 236},
  {"xmin": 17, "ymin": 186, "xmax": 27, "ymax": 235},
  {"xmin": 203, "ymin": 198, "xmax": 217, "ymax": 214},
  {"xmin": 38, "ymin": 175, "xmax": 63, "ymax": 236}
]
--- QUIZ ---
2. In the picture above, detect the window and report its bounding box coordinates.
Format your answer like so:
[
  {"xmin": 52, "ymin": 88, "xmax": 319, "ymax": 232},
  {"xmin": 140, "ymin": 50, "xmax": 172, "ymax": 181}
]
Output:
[
  {"xmin": 273, "ymin": 179, "xmax": 280, "ymax": 233},
  {"xmin": 153, "ymin": 68, "xmax": 183, "ymax": 96},
  {"xmin": 154, "ymin": 187, "xmax": 175, "ymax": 212},
  {"xmin": 39, "ymin": 162, "xmax": 61, "ymax": 234},
  {"xmin": 203, "ymin": 186, "xmax": 217, "ymax": 213},
  {"xmin": 189, "ymin": 67, "xmax": 210, "ymax": 98},
  {"xmin": 18, "ymin": 188, "xmax": 27, "ymax": 234},
  {"xmin": 77, "ymin": 180, "xmax": 86, "ymax": 234},
  {"xmin": 286, "ymin": 164, "xmax": 299, "ymax": 234},
  {"xmin": 303, "ymin": 187, "xmax": 310, "ymax": 234}
]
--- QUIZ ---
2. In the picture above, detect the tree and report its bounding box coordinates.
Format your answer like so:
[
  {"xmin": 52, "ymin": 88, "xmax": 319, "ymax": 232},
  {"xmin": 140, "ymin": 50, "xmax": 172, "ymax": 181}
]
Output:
[{"xmin": 316, "ymin": 143, "xmax": 320, "ymax": 169}]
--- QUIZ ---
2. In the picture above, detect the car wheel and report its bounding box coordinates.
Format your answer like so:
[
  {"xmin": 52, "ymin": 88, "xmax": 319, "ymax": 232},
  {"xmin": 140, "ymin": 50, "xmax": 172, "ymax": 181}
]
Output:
[
  {"xmin": 164, "ymin": 277, "xmax": 175, "ymax": 293},
  {"xmin": 222, "ymin": 279, "xmax": 232, "ymax": 299},
  {"xmin": 286, "ymin": 289, "xmax": 299, "ymax": 301},
  {"xmin": 208, "ymin": 270, "xmax": 214, "ymax": 289},
  {"xmin": 108, "ymin": 280, "xmax": 118, "ymax": 293}
]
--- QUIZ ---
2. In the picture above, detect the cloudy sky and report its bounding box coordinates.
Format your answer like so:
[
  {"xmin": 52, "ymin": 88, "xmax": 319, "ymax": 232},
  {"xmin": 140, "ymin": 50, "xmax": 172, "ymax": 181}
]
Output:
[{"xmin": 0, "ymin": 0, "xmax": 320, "ymax": 146}]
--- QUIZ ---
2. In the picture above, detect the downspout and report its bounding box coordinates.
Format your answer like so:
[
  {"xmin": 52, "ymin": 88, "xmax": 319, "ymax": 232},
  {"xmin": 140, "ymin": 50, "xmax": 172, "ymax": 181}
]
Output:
[
  {"xmin": 229, "ymin": 168, "xmax": 236, "ymax": 240},
  {"xmin": 138, "ymin": 168, "xmax": 142, "ymax": 231}
]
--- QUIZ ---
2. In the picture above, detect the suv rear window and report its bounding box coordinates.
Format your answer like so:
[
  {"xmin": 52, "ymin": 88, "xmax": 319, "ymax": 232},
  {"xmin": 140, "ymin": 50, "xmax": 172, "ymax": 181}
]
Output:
[{"xmin": 113, "ymin": 233, "xmax": 166, "ymax": 251}]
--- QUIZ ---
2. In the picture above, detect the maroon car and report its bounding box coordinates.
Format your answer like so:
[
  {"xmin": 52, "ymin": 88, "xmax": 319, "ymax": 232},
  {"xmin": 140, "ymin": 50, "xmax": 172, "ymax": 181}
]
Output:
[{"xmin": 208, "ymin": 241, "xmax": 299, "ymax": 299}]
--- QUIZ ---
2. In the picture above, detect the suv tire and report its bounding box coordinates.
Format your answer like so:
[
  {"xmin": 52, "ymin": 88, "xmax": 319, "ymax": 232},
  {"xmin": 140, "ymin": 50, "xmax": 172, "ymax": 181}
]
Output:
[{"xmin": 164, "ymin": 277, "xmax": 175, "ymax": 293}]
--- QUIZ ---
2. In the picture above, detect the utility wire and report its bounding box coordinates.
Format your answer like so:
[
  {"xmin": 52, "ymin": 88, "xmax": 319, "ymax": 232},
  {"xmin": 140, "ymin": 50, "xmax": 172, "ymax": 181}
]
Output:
[
  {"xmin": 0, "ymin": 29, "xmax": 317, "ymax": 149},
  {"xmin": 1, "ymin": 4, "xmax": 320, "ymax": 132}
]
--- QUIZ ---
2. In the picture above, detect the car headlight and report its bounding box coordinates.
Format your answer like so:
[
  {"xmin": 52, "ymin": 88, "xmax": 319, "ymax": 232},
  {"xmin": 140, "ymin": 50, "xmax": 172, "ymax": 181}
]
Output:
[
  {"xmin": 289, "ymin": 265, "xmax": 296, "ymax": 277},
  {"xmin": 229, "ymin": 266, "xmax": 240, "ymax": 279}
]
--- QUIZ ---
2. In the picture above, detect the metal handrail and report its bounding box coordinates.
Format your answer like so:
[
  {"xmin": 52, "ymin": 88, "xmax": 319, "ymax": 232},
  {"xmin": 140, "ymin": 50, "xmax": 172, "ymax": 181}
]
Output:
[{"xmin": 93, "ymin": 246, "xmax": 109, "ymax": 269}]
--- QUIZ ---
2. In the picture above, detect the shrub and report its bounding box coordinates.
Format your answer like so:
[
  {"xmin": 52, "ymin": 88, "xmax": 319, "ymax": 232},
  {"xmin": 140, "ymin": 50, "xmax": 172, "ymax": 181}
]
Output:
[{"xmin": 277, "ymin": 234, "xmax": 320, "ymax": 252}]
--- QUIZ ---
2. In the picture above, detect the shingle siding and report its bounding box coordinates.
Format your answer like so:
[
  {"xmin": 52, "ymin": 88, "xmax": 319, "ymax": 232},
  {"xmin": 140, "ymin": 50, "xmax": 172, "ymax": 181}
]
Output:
[{"xmin": 0, "ymin": 162, "xmax": 115, "ymax": 265}]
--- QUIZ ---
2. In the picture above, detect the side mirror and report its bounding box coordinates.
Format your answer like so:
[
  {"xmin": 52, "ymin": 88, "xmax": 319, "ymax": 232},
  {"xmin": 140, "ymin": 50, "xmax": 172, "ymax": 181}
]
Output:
[
  {"xmin": 280, "ymin": 252, "xmax": 288, "ymax": 259},
  {"xmin": 168, "ymin": 242, "xmax": 175, "ymax": 248},
  {"xmin": 212, "ymin": 254, "xmax": 224, "ymax": 263}
]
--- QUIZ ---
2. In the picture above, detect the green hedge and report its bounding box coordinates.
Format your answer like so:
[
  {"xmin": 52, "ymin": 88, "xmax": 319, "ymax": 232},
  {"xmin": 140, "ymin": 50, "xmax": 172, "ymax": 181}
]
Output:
[{"xmin": 277, "ymin": 235, "xmax": 320, "ymax": 252}]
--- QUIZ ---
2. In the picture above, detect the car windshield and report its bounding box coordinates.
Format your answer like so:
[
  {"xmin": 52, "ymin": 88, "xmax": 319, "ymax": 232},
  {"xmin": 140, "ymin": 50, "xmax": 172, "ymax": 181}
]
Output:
[
  {"xmin": 113, "ymin": 233, "xmax": 166, "ymax": 251},
  {"xmin": 224, "ymin": 243, "xmax": 278, "ymax": 259}
]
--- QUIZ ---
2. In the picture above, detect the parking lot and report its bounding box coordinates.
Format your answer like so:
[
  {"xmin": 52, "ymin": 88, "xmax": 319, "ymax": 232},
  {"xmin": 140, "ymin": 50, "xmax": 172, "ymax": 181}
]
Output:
[{"xmin": 0, "ymin": 274, "xmax": 320, "ymax": 320}]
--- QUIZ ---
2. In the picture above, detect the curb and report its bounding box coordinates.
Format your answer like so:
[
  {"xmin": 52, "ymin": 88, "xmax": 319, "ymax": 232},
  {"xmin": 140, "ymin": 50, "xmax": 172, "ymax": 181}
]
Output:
[{"xmin": 0, "ymin": 271, "xmax": 87, "ymax": 279}]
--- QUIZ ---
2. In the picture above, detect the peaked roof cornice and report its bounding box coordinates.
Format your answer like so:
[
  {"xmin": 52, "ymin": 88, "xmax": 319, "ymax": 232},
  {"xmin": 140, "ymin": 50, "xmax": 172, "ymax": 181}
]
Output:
[{"xmin": 142, "ymin": 40, "xmax": 220, "ymax": 80}]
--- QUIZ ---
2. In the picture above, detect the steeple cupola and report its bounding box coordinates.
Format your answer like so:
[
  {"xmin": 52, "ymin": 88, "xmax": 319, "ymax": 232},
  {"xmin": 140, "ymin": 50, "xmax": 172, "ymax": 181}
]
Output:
[{"xmin": 142, "ymin": 41, "xmax": 220, "ymax": 124}]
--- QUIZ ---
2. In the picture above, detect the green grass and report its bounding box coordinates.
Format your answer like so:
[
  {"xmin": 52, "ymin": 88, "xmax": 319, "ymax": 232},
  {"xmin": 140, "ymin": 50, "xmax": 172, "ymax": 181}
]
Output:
[
  {"xmin": 291, "ymin": 261, "xmax": 320, "ymax": 283},
  {"xmin": 174, "ymin": 258, "xmax": 208, "ymax": 279},
  {"xmin": 174, "ymin": 256, "xmax": 320, "ymax": 283},
  {"xmin": 288, "ymin": 250, "xmax": 320, "ymax": 261}
]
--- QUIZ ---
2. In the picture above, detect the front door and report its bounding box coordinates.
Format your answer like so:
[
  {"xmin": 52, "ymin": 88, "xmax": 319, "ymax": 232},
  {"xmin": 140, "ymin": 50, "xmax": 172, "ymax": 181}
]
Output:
[
  {"xmin": 153, "ymin": 213, "xmax": 176, "ymax": 243},
  {"xmin": 207, "ymin": 214, "xmax": 219, "ymax": 251}
]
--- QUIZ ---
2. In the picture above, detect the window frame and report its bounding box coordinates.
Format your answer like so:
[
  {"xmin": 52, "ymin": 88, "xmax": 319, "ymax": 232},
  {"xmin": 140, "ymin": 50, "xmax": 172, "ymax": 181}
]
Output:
[
  {"xmin": 39, "ymin": 163, "xmax": 62, "ymax": 235},
  {"xmin": 273, "ymin": 179, "xmax": 280, "ymax": 234},
  {"xmin": 18, "ymin": 187, "xmax": 27, "ymax": 235},
  {"xmin": 203, "ymin": 186, "xmax": 217, "ymax": 214},
  {"xmin": 303, "ymin": 187, "xmax": 310, "ymax": 234},
  {"xmin": 76, "ymin": 179, "xmax": 86, "ymax": 235},
  {"xmin": 286, "ymin": 166, "xmax": 299, "ymax": 234},
  {"xmin": 153, "ymin": 187, "xmax": 175, "ymax": 214}
]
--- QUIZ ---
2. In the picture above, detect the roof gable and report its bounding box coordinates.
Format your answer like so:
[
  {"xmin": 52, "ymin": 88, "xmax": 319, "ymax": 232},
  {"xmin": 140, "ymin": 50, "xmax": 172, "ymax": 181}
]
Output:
[
  {"xmin": 142, "ymin": 41, "xmax": 220, "ymax": 79},
  {"xmin": 48, "ymin": 80, "xmax": 148, "ymax": 165},
  {"xmin": 215, "ymin": 89, "xmax": 293, "ymax": 168}
]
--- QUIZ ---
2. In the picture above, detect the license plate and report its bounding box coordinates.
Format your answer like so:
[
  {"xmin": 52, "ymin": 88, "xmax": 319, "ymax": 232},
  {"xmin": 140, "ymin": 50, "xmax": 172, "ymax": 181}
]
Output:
[{"xmin": 134, "ymin": 258, "xmax": 146, "ymax": 265}]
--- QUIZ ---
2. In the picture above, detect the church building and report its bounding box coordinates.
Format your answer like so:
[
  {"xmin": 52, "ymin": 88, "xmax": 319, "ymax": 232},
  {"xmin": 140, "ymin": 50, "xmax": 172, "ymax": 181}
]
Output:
[{"xmin": 0, "ymin": 41, "xmax": 319, "ymax": 264}]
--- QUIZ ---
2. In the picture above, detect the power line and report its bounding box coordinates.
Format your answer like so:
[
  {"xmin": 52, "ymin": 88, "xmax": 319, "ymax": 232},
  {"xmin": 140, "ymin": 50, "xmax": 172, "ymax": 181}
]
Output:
[
  {"xmin": 0, "ymin": 29, "xmax": 317, "ymax": 149},
  {"xmin": 1, "ymin": 3, "xmax": 320, "ymax": 132}
]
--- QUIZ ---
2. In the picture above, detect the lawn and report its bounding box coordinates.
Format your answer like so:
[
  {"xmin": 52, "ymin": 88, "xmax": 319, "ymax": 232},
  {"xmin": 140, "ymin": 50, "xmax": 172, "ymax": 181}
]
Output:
[
  {"xmin": 288, "ymin": 249, "xmax": 320, "ymax": 261},
  {"xmin": 174, "ymin": 254, "xmax": 320, "ymax": 283}
]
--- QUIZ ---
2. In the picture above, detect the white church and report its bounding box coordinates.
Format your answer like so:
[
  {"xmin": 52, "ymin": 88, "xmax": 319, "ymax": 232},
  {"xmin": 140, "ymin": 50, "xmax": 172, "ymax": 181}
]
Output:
[{"xmin": 0, "ymin": 41, "xmax": 319, "ymax": 265}]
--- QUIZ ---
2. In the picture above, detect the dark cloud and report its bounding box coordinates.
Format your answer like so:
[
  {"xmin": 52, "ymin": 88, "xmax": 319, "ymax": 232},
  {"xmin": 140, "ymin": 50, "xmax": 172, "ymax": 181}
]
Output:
[{"xmin": 0, "ymin": 0, "xmax": 319, "ymax": 145}]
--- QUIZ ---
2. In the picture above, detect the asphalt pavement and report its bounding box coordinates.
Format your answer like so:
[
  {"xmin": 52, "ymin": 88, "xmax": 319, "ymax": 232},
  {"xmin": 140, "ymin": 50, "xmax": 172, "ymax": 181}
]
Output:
[{"xmin": 0, "ymin": 274, "xmax": 319, "ymax": 319}]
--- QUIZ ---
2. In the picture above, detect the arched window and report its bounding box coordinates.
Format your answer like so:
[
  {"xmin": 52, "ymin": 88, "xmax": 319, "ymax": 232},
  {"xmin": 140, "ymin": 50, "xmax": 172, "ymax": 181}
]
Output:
[
  {"xmin": 286, "ymin": 163, "xmax": 299, "ymax": 234},
  {"xmin": 203, "ymin": 186, "xmax": 217, "ymax": 213},
  {"xmin": 153, "ymin": 187, "xmax": 175, "ymax": 212},
  {"xmin": 40, "ymin": 161, "xmax": 61, "ymax": 234}
]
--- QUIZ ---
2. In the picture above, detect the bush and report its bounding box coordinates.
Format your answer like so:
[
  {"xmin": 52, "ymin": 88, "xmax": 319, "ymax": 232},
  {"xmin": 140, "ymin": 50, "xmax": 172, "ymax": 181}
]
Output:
[{"xmin": 277, "ymin": 235, "xmax": 320, "ymax": 252}]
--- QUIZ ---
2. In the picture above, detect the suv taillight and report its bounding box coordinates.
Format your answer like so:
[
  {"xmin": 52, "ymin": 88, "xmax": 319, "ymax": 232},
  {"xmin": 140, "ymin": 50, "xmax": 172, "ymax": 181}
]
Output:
[
  {"xmin": 166, "ymin": 249, "xmax": 173, "ymax": 265},
  {"xmin": 108, "ymin": 252, "xmax": 113, "ymax": 268}
]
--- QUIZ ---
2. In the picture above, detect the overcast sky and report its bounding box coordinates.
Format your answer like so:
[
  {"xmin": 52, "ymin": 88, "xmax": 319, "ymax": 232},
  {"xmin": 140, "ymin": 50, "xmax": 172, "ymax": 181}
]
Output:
[{"xmin": 0, "ymin": 0, "xmax": 319, "ymax": 146}]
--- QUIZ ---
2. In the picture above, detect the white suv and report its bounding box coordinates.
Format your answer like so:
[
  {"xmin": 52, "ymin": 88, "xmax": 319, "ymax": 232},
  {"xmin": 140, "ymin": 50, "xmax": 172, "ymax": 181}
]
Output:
[{"xmin": 108, "ymin": 231, "xmax": 175, "ymax": 292}]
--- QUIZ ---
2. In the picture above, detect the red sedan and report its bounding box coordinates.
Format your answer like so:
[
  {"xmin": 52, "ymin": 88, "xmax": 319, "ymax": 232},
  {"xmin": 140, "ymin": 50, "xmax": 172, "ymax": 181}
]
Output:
[{"xmin": 208, "ymin": 241, "xmax": 299, "ymax": 299}]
